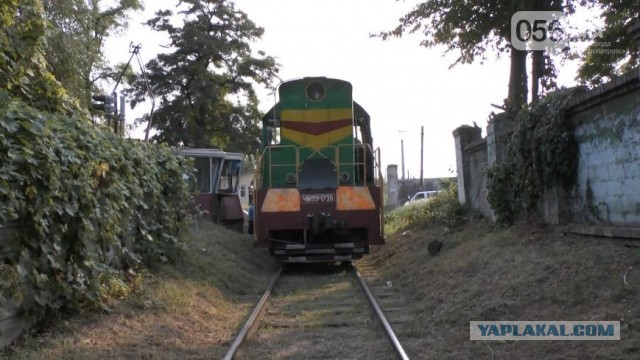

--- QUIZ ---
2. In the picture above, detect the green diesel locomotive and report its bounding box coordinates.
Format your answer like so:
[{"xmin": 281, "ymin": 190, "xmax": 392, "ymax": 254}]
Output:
[{"xmin": 253, "ymin": 77, "xmax": 384, "ymax": 262}]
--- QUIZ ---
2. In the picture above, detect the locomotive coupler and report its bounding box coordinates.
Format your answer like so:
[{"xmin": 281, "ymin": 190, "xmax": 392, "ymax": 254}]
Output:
[{"xmin": 307, "ymin": 212, "xmax": 335, "ymax": 235}]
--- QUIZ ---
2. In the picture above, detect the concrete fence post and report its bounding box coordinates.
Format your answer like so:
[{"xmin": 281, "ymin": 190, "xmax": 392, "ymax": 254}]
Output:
[
  {"xmin": 486, "ymin": 112, "xmax": 514, "ymax": 167},
  {"xmin": 452, "ymin": 125, "xmax": 482, "ymax": 205},
  {"xmin": 386, "ymin": 164, "xmax": 399, "ymax": 208}
]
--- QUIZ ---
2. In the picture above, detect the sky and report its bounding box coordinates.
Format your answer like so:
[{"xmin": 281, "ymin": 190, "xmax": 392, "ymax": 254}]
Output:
[{"xmin": 105, "ymin": 0, "xmax": 600, "ymax": 180}]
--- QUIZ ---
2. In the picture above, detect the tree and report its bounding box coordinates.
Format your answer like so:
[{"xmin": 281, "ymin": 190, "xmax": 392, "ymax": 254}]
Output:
[
  {"xmin": 576, "ymin": 0, "xmax": 640, "ymax": 85},
  {"xmin": 375, "ymin": 0, "xmax": 576, "ymax": 113},
  {"xmin": 41, "ymin": 0, "xmax": 143, "ymax": 110},
  {"xmin": 0, "ymin": 0, "xmax": 77, "ymax": 114},
  {"xmin": 128, "ymin": 0, "xmax": 278, "ymax": 154}
]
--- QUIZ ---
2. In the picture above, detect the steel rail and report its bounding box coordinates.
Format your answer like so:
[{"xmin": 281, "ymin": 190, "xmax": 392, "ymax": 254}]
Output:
[
  {"xmin": 222, "ymin": 268, "xmax": 282, "ymax": 360},
  {"xmin": 353, "ymin": 262, "xmax": 410, "ymax": 360}
]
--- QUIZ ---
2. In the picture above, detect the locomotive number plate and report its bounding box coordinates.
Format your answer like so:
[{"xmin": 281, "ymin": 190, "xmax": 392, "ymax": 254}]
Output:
[{"xmin": 301, "ymin": 193, "xmax": 335, "ymax": 204}]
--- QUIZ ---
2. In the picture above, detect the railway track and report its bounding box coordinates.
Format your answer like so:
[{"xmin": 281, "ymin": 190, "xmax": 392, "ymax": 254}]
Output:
[{"xmin": 223, "ymin": 262, "xmax": 409, "ymax": 360}]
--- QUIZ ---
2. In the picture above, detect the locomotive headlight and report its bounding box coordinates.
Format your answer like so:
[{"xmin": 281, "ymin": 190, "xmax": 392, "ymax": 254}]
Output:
[
  {"xmin": 339, "ymin": 171, "xmax": 351, "ymax": 183},
  {"xmin": 306, "ymin": 82, "xmax": 325, "ymax": 101}
]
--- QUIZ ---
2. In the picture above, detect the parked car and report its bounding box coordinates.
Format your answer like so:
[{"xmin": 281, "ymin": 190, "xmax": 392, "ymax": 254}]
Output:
[{"xmin": 404, "ymin": 190, "xmax": 442, "ymax": 206}]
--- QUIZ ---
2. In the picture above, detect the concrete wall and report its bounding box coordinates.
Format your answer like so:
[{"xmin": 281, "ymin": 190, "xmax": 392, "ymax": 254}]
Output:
[
  {"xmin": 465, "ymin": 138, "xmax": 492, "ymax": 218},
  {"xmin": 566, "ymin": 69, "xmax": 640, "ymax": 227},
  {"xmin": 386, "ymin": 164, "xmax": 399, "ymax": 208},
  {"xmin": 453, "ymin": 68, "xmax": 640, "ymax": 232},
  {"xmin": 453, "ymin": 125, "xmax": 494, "ymax": 219}
]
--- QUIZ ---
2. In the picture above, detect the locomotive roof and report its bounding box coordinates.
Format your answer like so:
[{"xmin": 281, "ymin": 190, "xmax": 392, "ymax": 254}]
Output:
[{"xmin": 180, "ymin": 148, "xmax": 244, "ymax": 161}]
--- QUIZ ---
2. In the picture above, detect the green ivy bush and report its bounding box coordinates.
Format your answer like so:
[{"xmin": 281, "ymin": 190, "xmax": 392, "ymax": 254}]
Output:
[
  {"xmin": 0, "ymin": 91, "xmax": 193, "ymax": 323},
  {"xmin": 385, "ymin": 180, "xmax": 467, "ymax": 234},
  {"xmin": 1, "ymin": 0, "xmax": 79, "ymax": 115},
  {"xmin": 487, "ymin": 88, "xmax": 581, "ymax": 225}
]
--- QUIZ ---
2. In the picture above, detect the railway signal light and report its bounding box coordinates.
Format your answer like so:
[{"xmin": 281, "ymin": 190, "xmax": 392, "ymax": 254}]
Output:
[{"xmin": 91, "ymin": 94, "xmax": 117, "ymax": 115}]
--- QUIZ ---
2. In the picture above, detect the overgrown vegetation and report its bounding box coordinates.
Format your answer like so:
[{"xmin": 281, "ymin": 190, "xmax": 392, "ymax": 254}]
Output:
[
  {"xmin": 385, "ymin": 180, "xmax": 467, "ymax": 234},
  {"xmin": 0, "ymin": 92, "xmax": 193, "ymax": 329},
  {"xmin": 486, "ymin": 88, "xmax": 583, "ymax": 225},
  {"xmin": 362, "ymin": 216, "xmax": 640, "ymax": 359},
  {"xmin": 4, "ymin": 222, "xmax": 278, "ymax": 360},
  {"xmin": 0, "ymin": 0, "xmax": 79, "ymax": 114}
]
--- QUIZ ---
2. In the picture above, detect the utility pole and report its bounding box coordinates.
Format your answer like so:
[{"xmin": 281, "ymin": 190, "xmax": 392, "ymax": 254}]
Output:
[
  {"xmin": 401, "ymin": 139, "xmax": 405, "ymax": 180},
  {"xmin": 118, "ymin": 94, "xmax": 125, "ymax": 136},
  {"xmin": 420, "ymin": 125, "xmax": 424, "ymax": 190},
  {"xmin": 398, "ymin": 130, "xmax": 406, "ymax": 180}
]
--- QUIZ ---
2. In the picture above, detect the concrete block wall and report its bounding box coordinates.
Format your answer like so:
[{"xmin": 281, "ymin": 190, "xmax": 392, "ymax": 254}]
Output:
[
  {"xmin": 453, "ymin": 125, "xmax": 482, "ymax": 205},
  {"xmin": 465, "ymin": 139, "xmax": 492, "ymax": 218},
  {"xmin": 567, "ymin": 71, "xmax": 640, "ymax": 227},
  {"xmin": 453, "ymin": 125, "xmax": 494, "ymax": 219},
  {"xmin": 453, "ymin": 68, "xmax": 640, "ymax": 230},
  {"xmin": 486, "ymin": 112, "xmax": 514, "ymax": 165},
  {"xmin": 386, "ymin": 164, "xmax": 399, "ymax": 208}
]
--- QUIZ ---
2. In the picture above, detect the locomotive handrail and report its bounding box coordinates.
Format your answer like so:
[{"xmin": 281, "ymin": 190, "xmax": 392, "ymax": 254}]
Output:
[
  {"xmin": 336, "ymin": 143, "xmax": 362, "ymax": 186},
  {"xmin": 258, "ymin": 143, "xmax": 381, "ymax": 189},
  {"xmin": 374, "ymin": 147, "xmax": 383, "ymax": 187},
  {"xmin": 374, "ymin": 146, "xmax": 384, "ymax": 237},
  {"xmin": 336, "ymin": 143, "xmax": 379, "ymax": 186},
  {"xmin": 298, "ymin": 146, "xmax": 335, "ymax": 161},
  {"xmin": 259, "ymin": 145, "xmax": 298, "ymax": 188}
]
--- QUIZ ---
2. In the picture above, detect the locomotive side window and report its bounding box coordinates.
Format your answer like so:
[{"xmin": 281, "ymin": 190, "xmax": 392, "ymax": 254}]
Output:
[{"xmin": 264, "ymin": 118, "xmax": 281, "ymax": 145}]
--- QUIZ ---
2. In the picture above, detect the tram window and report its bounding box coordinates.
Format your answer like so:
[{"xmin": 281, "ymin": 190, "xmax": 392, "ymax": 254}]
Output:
[
  {"xmin": 218, "ymin": 159, "xmax": 241, "ymax": 193},
  {"xmin": 193, "ymin": 157, "xmax": 210, "ymax": 193}
]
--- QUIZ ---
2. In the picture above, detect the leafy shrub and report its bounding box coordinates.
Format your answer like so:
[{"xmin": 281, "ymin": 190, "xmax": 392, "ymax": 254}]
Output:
[
  {"xmin": 486, "ymin": 88, "xmax": 581, "ymax": 225},
  {"xmin": 0, "ymin": 91, "xmax": 193, "ymax": 323},
  {"xmin": 385, "ymin": 181, "xmax": 466, "ymax": 234}
]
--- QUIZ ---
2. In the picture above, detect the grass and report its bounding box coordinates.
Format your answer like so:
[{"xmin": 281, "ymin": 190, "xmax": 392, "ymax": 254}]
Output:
[
  {"xmin": 5, "ymin": 187, "xmax": 640, "ymax": 359},
  {"xmin": 360, "ymin": 198, "xmax": 640, "ymax": 359},
  {"xmin": 3, "ymin": 222, "xmax": 279, "ymax": 360}
]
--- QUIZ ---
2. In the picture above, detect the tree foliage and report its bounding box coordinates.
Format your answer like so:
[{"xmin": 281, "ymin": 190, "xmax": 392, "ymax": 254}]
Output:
[
  {"xmin": 128, "ymin": 0, "xmax": 279, "ymax": 154},
  {"xmin": 376, "ymin": 0, "xmax": 580, "ymax": 112},
  {"xmin": 0, "ymin": 0, "xmax": 78, "ymax": 114},
  {"xmin": 576, "ymin": 0, "xmax": 640, "ymax": 85},
  {"xmin": 41, "ymin": 0, "xmax": 143, "ymax": 110}
]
